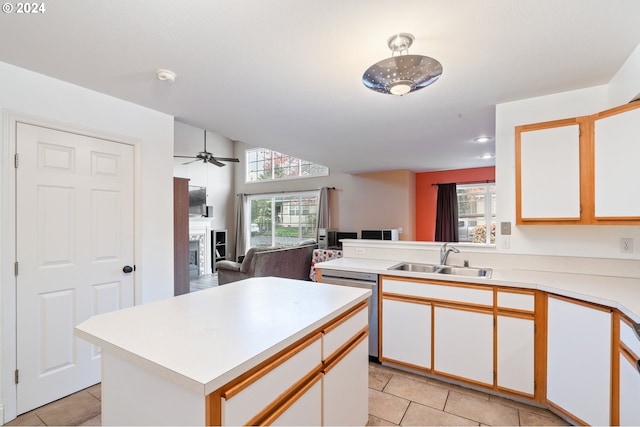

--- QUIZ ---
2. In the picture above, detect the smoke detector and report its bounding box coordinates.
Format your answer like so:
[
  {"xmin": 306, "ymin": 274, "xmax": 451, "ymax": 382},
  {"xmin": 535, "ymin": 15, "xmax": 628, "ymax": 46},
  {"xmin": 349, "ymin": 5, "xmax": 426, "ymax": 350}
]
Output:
[{"xmin": 156, "ymin": 69, "xmax": 177, "ymax": 82}]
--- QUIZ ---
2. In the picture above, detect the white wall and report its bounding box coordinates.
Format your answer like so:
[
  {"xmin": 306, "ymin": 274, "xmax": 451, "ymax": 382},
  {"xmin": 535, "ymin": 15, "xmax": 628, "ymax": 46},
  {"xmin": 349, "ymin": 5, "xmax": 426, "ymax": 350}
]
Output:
[
  {"xmin": 173, "ymin": 121, "xmax": 235, "ymax": 231},
  {"xmin": 495, "ymin": 85, "xmax": 640, "ymax": 259},
  {"xmin": 608, "ymin": 43, "xmax": 640, "ymax": 106},
  {"xmin": 0, "ymin": 61, "xmax": 175, "ymax": 421},
  {"xmin": 231, "ymin": 141, "xmax": 415, "ymax": 256}
]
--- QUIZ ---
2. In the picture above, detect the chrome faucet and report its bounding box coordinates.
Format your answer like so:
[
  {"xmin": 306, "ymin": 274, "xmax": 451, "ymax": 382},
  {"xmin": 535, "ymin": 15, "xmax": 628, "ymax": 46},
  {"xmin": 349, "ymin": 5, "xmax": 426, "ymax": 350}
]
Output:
[{"xmin": 440, "ymin": 243, "xmax": 460, "ymax": 266}]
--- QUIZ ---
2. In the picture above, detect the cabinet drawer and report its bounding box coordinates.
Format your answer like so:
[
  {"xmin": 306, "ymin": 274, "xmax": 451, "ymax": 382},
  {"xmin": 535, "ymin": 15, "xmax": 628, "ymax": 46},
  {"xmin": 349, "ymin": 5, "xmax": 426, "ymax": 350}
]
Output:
[
  {"xmin": 221, "ymin": 337, "xmax": 322, "ymax": 426},
  {"xmin": 497, "ymin": 291, "xmax": 534, "ymax": 312},
  {"xmin": 323, "ymin": 305, "xmax": 368, "ymax": 360},
  {"xmin": 621, "ymin": 318, "xmax": 640, "ymax": 357},
  {"xmin": 383, "ymin": 279, "xmax": 492, "ymax": 306}
]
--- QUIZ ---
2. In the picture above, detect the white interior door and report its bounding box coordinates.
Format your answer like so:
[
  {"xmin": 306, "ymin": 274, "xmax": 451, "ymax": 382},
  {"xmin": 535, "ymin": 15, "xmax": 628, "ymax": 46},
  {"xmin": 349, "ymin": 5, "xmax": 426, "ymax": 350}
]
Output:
[{"xmin": 15, "ymin": 123, "xmax": 135, "ymax": 414}]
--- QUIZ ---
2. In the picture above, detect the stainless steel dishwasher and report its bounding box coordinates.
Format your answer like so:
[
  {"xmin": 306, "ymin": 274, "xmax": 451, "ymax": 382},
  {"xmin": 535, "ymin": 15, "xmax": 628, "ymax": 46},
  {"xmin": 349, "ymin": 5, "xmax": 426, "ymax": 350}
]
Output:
[{"xmin": 319, "ymin": 270, "xmax": 379, "ymax": 360}]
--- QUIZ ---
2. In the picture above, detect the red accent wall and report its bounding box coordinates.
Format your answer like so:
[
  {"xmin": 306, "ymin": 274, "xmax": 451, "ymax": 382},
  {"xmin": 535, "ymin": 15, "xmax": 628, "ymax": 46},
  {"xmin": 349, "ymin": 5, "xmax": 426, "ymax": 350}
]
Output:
[{"xmin": 415, "ymin": 167, "xmax": 495, "ymax": 241}]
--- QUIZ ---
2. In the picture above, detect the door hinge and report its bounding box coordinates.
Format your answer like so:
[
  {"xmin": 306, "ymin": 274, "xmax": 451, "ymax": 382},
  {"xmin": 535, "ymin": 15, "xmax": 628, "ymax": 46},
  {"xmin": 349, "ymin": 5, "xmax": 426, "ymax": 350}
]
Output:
[
  {"xmin": 14, "ymin": 261, "xmax": 19, "ymax": 276},
  {"xmin": 14, "ymin": 153, "xmax": 19, "ymax": 168},
  {"xmin": 15, "ymin": 369, "xmax": 19, "ymax": 384}
]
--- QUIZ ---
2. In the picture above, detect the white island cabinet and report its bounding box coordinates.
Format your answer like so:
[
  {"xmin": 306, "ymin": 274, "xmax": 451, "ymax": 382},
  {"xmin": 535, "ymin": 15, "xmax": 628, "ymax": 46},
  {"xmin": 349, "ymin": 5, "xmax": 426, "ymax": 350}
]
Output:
[{"xmin": 75, "ymin": 277, "xmax": 371, "ymax": 426}]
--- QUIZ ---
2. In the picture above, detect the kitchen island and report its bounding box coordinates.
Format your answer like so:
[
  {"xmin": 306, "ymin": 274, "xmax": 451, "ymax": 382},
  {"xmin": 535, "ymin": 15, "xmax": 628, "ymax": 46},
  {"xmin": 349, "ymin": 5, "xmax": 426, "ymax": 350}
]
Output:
[{"xmin": 75, "ymin": 277, "xmax": 371, "ymax": 426}]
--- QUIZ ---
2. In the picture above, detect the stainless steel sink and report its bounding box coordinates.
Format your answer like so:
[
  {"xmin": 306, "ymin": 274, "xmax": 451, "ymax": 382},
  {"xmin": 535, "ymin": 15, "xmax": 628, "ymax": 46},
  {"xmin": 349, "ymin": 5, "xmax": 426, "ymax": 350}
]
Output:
[
  {"xmin": 388, "ymin": 262, "xmax": 492, "ymax": 278},
  {"xmin": 436, "ymin": 266, "xmax": 492, "ymax": 278},
  {"xmin": 388, "ymin": 262, "xmax": 440, "ymax": 273}
]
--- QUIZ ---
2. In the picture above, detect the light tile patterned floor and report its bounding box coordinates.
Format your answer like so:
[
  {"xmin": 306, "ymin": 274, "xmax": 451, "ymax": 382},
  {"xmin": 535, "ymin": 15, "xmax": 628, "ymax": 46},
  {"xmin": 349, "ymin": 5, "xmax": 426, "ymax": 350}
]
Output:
[
  {"xmin": 6, "ymin": 363, "xmax": 571, "ymax": 426},
  {"xmin": 368, "ymin": 363, "xmax": 571, "ymax": 426}
]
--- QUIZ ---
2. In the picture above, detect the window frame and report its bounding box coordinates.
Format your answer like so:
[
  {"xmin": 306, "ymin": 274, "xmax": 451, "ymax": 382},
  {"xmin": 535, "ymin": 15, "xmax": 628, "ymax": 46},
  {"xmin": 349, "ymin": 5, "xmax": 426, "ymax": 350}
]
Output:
[
  {"xmin": 456, "ymin": 182, "xmax": 496, "ymax": 245},
  {"xmin": 245, "ymin": 148, "xmax": 329, "ymax": 183},
  {"xmin": 245, "ymin": 190, "xmax": 320, "ymax": 249}
]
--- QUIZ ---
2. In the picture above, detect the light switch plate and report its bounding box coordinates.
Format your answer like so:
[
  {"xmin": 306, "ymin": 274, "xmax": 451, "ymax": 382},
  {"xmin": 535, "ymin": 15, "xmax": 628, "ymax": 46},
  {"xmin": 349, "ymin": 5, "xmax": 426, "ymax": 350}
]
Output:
[{"xmin": 500, "ymin": 222, "xmax": 511, "ymax": 235}]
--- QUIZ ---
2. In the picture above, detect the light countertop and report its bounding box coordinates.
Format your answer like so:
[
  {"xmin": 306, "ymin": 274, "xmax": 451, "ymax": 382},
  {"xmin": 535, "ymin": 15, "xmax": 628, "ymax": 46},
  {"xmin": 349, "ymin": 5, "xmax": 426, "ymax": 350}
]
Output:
[
  {"xmin": 316, "ymin": 257, "xmax": 640, "ymax": 323},
  {"xmin": 75, "ymin": 277, "xmax": 371, "ymax": 395}
]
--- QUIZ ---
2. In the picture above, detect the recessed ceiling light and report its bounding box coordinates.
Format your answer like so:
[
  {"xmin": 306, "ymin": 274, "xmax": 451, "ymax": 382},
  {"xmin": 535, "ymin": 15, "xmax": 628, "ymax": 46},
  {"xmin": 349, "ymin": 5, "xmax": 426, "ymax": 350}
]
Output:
[
  {"xmin": 473, "ymin": 136, "xmax": 492, "ymax": 143},
  {"xmin": 480, "ymin": 153, "xmax": 495, "ymax": 159}
]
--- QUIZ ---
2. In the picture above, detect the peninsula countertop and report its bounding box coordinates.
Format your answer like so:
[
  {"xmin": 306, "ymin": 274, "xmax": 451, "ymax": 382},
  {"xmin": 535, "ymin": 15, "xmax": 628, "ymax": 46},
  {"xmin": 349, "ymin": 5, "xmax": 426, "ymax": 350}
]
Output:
[
  {"xmin": 315, "ymin": 257, "xmax": 640, "ymax": 323},
  {"xmin": 75, "ymin": 277, "xmax": 371, "ymax": 396}
]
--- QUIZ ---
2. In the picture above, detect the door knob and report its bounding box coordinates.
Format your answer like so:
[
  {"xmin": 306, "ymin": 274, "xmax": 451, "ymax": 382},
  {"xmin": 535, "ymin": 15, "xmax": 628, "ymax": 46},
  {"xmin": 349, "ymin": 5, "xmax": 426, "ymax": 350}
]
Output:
[{"xmin": 122, "ymin": 265, "xmax": 134, "ymax": 274}]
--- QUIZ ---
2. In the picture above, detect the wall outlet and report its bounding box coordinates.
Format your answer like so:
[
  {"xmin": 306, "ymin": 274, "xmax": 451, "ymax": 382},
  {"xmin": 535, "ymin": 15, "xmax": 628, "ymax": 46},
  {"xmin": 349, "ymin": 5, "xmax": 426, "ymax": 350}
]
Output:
[
  {"xmin": 355, "ymin": 247, "xmax": 365, "ymax": 254},
  {"xmin": 501, "ymin": 235, "xmax": 511, "ymax": 249},
  {"xmin": 620, "ymin": 238, "xmax": 634, "ymax": 253}
]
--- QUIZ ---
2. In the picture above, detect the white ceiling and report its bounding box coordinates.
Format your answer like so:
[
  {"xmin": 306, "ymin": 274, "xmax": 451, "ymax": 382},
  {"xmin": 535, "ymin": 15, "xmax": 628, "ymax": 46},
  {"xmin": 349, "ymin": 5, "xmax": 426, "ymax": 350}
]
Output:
[{"xmin": 2, "ymin": 0, "xmax": 640, "ymax": 173}]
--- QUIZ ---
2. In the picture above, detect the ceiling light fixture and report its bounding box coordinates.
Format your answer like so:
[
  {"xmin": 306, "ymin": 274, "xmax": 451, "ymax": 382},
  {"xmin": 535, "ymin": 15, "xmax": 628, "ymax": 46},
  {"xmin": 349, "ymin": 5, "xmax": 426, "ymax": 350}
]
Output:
[
  {"xmin": 156, "ymin": 69, "xmax": 177, "ymax": 82},
  {"xmin": 480, "ymin": 153, "xmax": 495, "ymax": 159},
  {"xmin": 362, "ymin": 33, "xmax": 443, "ymax": 96},
  {"xmin": 473, "ymin": 136, "xmax": 492, "ymax": 143}
]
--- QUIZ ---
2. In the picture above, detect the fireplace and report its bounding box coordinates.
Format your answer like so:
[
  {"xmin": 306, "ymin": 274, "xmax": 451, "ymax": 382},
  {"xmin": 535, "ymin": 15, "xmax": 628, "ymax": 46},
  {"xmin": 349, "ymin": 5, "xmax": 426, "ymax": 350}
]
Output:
[{"xmin": 188, "ymin": 233, "xmax": 206, "ymax": 278}]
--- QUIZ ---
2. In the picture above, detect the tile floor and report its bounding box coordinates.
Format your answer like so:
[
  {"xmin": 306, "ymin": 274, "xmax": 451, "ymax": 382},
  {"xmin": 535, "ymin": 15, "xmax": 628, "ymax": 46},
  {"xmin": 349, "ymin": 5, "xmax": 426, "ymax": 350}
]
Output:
[{"xmin": 6, "ymin": 362, "xmax": 571, "ymax": 426}]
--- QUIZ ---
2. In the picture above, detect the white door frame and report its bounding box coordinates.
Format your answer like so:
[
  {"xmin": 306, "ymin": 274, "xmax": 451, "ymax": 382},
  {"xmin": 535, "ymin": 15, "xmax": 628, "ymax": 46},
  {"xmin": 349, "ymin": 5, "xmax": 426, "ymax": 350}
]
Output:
[{"xmin": 1, "ymin": 110, "xmax": 143, "ymax": 423}]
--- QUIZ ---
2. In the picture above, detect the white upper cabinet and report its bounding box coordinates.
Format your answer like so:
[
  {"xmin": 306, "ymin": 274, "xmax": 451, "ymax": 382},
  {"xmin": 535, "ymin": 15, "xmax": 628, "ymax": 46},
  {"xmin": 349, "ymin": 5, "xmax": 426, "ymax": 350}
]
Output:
[
  {"xmin": 593, "ymin": 103, "xmax": 640, "ymax": 220},
  {"xmin": 517, "ymin": 120, "xmax": 582, "ymax": 221},
  {"xmin": 516, "ymin": 103, "xmax": 640, "ymax": 225}
]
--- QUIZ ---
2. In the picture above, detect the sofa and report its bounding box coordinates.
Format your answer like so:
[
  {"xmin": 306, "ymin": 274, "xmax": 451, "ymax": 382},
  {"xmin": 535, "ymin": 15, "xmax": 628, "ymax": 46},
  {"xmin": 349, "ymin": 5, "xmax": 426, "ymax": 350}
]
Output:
[{"xmin": 216, "ymin": 239, "xmax": 317, "ymax": 285}]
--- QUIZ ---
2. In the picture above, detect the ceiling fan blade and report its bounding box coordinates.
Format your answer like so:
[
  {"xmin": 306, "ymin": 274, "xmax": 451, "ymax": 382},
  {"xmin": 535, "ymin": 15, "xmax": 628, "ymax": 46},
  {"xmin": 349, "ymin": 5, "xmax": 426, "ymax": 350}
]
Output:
[
  {"xmin": 214, "ymin": 157, "xmax": 240, "ymax": 163},
  {"xmin": 173, "ymin": 155, "xmax": 197, "ymax": 158},
  {"xmin": 208, "ymin": 158, "xmax": 226, "ymax": 167},
  {"xmin": 182, "ymin": 158, "xmax": 201, "ymax": 165}
]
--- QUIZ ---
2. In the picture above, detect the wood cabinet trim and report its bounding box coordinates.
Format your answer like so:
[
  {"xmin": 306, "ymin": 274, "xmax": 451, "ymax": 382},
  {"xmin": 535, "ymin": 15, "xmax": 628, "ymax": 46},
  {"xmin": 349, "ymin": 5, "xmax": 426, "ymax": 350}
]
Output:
[
  {"xmin": 547, "ymin": 293, "xmax": 613, "ymax": 313},
  {"xmin": 516, "ymin": 102, "xmax": 640, "ymax": 226},
  {"xmin": 221, "ymin": 332, "xmax": 322, "ymax": 400},
  {"xmin": 381, "ymin": 275, "xmax": 494, "ymax": 291},
  {"xmin": 612, "ymin": 310, "xmax": 621, "ymax": 426},
  {"xmin": 247, "ymin": 370, "xmax": 323, "ymax": 426},
  {"xmin": 322, "ymin": 301, "xmax": 367, "ymax": 335},
  {"xmin": 515, "ymin": 116, "xmax": 590, "ymax": 225},
  {"xmin": 323, "ymin": 328, "xmax": 368, "ymax": 374}
]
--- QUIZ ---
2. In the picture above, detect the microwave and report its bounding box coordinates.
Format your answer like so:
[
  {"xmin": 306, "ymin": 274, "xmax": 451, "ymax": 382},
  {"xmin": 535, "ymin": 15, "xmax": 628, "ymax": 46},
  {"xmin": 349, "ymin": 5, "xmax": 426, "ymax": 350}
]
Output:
[{"xmin": 361, "ymin": 229, "xmax": 400, "ymax": 241}]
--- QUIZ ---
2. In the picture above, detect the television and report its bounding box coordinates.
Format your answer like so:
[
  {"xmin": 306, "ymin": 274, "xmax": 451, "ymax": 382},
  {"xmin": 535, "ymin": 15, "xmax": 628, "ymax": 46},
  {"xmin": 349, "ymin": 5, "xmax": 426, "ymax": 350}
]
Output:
[{"xmin": 188, "ymin": 186, "xmax": 207, "ymax": 216}]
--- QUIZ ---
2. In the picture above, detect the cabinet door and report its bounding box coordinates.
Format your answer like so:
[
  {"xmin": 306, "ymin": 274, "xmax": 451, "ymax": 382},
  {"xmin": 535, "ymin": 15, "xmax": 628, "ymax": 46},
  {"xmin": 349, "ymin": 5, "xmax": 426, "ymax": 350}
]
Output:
[
  {"xmin": 619, "ymin": 351, "xmax": 640, "ymax": 426},
  {"xmin": 433, "ymin": 306, "xmax": 493, "ymax": 385},
  {"xmin": 593, "ymin": 104, "xmax": 640, "ymax": 219},
  {"xmin": 547, "ymin": 297, "xmax": 611, "ymax": 426},
  {"xmin": 269, "ymin": 376, "xmax": 322, "ymax": 426},
  {"xmin": 496, "ymin": 315, "xmax": 534, "ymax": 395},
  {"xmin": 516, "ymin": 119, "xmax": 585, "ymax": 223},
  {"xmin": 381, "ymin": 298, "xmax": 431, "ymax": 370},
  {"xmin": 323, "ymin": 338, "xmax": 369, "ymax": 426}
]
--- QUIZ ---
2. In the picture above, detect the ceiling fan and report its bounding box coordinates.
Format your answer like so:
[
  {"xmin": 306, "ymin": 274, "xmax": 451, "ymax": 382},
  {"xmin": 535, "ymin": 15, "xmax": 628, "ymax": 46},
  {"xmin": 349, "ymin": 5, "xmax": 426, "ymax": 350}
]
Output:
[{"xmin": 174, "ymin": 130, "xmax": 240, "ymax": 167}]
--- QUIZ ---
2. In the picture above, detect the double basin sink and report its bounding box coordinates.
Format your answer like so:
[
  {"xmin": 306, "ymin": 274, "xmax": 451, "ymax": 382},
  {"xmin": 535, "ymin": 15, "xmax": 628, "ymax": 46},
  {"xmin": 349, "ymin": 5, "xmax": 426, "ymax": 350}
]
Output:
[{"xmin": 389, "ymin": 262, "xmax": 492, "ymax": 278}]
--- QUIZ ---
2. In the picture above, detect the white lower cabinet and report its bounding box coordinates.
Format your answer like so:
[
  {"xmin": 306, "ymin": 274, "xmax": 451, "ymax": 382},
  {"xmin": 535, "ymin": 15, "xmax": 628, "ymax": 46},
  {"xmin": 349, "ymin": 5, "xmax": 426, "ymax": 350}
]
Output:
[
  {"xmin": 323, "ymin": 338, "xmax": 369, "ymax": 426},
  {"xmin": 619, "ymin": 352, "xmax": 640, "ymax": 426},
  {"xmin": 433, "ymin": 306, "xmax": 493, "ymax": 385},
  {"xmin": 547, "ymin": 296, "xmax": 611, "ymax": 426},
  {"xmin": 270, "ymin": 376, "xmax": 322, "ymax": 426},
  {"xmin": 381, "ymin": 298, "xmax": 431, "ymax": 369},
  {"xmin": 496, "ymin": 315, "xmax": 535, "ymax": 395}
]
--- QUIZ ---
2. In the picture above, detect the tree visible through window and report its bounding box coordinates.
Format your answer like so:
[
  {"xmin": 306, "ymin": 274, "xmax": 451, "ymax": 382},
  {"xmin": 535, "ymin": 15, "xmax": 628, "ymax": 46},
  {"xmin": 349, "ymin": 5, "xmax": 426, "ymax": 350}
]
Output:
[
  {"xmin": 457, "ymin": 183, "xmax": 496, "ymax": 244},
  {"xmin": 246, "ymin": 148, "xmax": 328, "ymax": 182},
  {"xmin": 247, "ymin": 191, "xmax": 319, "ymax": 248}
]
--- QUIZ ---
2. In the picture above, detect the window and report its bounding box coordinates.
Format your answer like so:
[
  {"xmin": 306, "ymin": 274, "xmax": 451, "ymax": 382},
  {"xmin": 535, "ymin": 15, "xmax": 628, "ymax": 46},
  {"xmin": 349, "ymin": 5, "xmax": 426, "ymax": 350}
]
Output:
[
  {"xmin": 457, "ymin": 183, "xmax": 496, "ymax": 244},
  {"xmin": 246, "ymin": 148, "xmax": 329, "ymax": 183},
  {"xmin": 247, "ymin": 191, "xmax": 319, "ymax": 248}
]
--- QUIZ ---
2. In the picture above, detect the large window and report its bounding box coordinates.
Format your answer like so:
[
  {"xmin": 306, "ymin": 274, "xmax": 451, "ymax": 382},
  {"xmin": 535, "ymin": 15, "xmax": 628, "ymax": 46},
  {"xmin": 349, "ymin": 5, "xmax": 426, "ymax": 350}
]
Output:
[
  {"xmin": 246, "ymin": 148, "xmax": 329, "ymax": 183},
  {"xmin": 247, "ymin": 191, "xmax": 319, "ymax": 248},
  {"xmin": 457, "ymin": 183, "xmax": 496, "ymax": 244}
]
